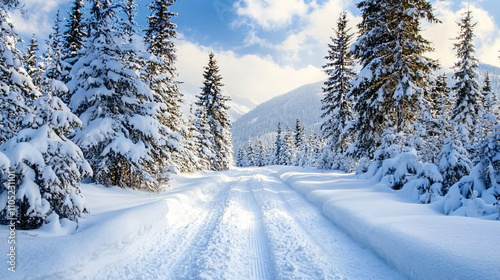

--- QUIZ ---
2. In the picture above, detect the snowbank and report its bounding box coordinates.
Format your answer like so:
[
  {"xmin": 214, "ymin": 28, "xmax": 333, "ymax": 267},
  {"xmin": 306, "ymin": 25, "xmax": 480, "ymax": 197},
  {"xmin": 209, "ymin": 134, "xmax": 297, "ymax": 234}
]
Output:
[
  {"xmin": 275, "ymin": 167, "xmax": 500, "ymax": 280},
  {"xmin": 0, "ymin": 171, "xmax": 222, "ymax": 280}
]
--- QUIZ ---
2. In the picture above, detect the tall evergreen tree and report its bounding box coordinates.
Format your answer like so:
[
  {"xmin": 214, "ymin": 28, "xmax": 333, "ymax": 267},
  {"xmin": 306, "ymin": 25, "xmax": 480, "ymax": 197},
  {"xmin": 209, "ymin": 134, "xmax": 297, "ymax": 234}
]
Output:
[
  {"xmin": 68, "ymin": 0, "xmax": 171, "ymax": 191},
  {"xmin": 274, "ymin": 122, "xmax": 284, "ymax": 165},
  {"xmin": 144, "ymin": 0, "xmax": 185, "ymax": 171},
  {"xmin": 0, "ymin": 3, "xmax": 39, "ymax": 143},
  {"xmin": 63, "ymin": 0, "xmax": 86, "ymax": 69},
  {"xmin": 450, "ymin": 10, "xmax": 482, "ymax": 142},
  {"xmin": 349, "ymin": 0, "xmax": 438, "ymax": 159},
  {"xmin": 25, "ymin": 34, "xmax": 42, "ymax": 86},
  {"xmin": 195, "ymin": 52, "xmax": 233, "ymax": 171},
  {"xmin": 44, "ymin": 11, "xmax": 65, "ymax": 82},
  {"xmin": 294, "ymin": 118, "xmax": 305, "ymax": 149},
  {"xmin": 321, "ymin": 12, "xmax": 355, "ymax": 156}
]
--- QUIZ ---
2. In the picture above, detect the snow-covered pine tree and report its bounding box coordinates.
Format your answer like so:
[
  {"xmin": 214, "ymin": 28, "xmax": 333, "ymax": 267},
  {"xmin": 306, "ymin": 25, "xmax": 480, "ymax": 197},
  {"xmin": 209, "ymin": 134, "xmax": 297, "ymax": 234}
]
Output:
[
  {"xmin": 439, "ymin": 125, "xmax": 472, "ymax": 194},
  {"xmin": 294, "ymin": 119, "xmax": 305, "ymax": 148},
  {"xmin": 194, "ymin": 107, "xmax": 213, "ymax": 170},
  {"xmin": 44, "ymin": 11, "xmax": 65, "ymax": 82},
  {"xmin": 62, "ymin": 0, "xmax": 86, "ymax": 73},
  {"xmin": 0, "ymin": 2, "xmax": 39, "ymax": 143},
  {"xmin": 68, "ymin": 0, "xmax": 170, "ymax": 191},
  {"xmin": 144, "ymin": 0, "xmax": 185, "ymax": 171},
  {"xmin": 0, "ymin": 92, "xmax": 91, "ymax": 229},
  {"xmin": 177, "ymin": 106, "xmax": 204, "ymax": 172},
  {"xmin": 349, "ymin": 0, "xmax": 438, "ymax": 159},
  {"xmin": 195, "ymin": 52, "xmax": 233, "ymax": 171},
  {"xmin": 24, "ymin": 34, "xmax": 43, "ymax": 87},
  {"xmin": 450, "ymin": 9, "xmax": 482, "ymax": 144},
  {"xmin": 245, "ymin": 139, "xmax": 254, "ymax": 167},
  {"xmin": 274, "ymin": 122, "xmax": 284, "ymax": 165},
  {"xmin": 253, "ymin": 139, "xmax": 266, "ymax": 167},
  {"xmin": 235, "ymin": 147, "xmax": 245, "ymax": 167},
  {"xmin": 282, "ymin": 127, "xmax": 295, "ymax": 166},
  {"xmin": 321, "ymin": 12, "xmax": 355, "ymax": 160}
]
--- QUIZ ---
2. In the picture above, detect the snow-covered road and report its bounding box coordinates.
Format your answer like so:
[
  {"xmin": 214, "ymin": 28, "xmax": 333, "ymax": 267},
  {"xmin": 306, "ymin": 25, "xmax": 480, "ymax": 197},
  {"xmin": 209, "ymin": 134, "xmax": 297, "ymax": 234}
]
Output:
[{"xmin": 96, "ymin": 168, "xmax": 404, "ymax": 280}]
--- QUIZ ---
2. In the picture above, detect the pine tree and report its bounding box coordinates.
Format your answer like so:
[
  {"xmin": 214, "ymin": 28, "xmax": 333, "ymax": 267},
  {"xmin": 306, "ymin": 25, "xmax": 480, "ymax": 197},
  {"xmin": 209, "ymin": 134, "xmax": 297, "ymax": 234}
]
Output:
[
  {"xmin": 44, "ymin": 11, "xmax": 65, "ymax": 82},
  {"xmin": 236, "ymin": 147, "xmax": 245, "ymax": 167},
  {"xmin": 282, "ymin": 127, "xmax": 295, "ymax": 166},
  {"xmin": 439, "ymin": 125, "xmax": 472, "ymax": 193},
  {"xmin": 450, "ymin": 10, "xmax": 482, "ymax": 143},
  {"xmin": 68, "ymin": 0, "xmax": 171, "ymax": 191},
  {"xmin": 294, "ymin": 119, "xmax": 305, "ymax": 148},
  {"xmin": 195, "ymin": 52, "xmax": 233, "ymax": 171},
  {"xmin": 63, "ymin": 0, "xmax": 86, "ymax": 70},
  {"xmin": 0, "ymin": 93, "xmax": 91, "ymax": 229},
  {"xmin": 177, "ymin": 106, "xmax": 204, "ymax": 172},
  {"xmin": 254, "ymin": 139, "xmax": 266, "ymax": 167},
  {"xmin": 144, "ymin": 0, "xmax": 185, "ymax": 171},
  {"xmin": 349, "ymin": 0, "xmax": 438, "ymax": 159},
  {"xmin": 245, "ymin": 139, "xmax": 254, "ymax": 167},
  {"xmin": 0, "ymin": 3, "xmax": 39, "ymax": 143},
  {"xmin": 274, "ymin": 122, "xmax": 284, "ymax": 165},
  {"xmin": 24, "ymin": 34, "xmax": 42, "ymax": 87},
  {"xmin": 321, "ymin": 12, "xmax": 355, "ymax": 156}
]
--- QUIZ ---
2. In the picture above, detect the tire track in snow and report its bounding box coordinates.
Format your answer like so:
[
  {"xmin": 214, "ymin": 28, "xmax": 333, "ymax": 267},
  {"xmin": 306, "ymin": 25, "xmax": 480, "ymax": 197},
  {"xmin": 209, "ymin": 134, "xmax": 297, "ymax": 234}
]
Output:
[
  {"xmin": 95, "ymin": 180, "xmax": 233, "ymax": 280},
  {"xmin": 265, "ymin": 174, "xmax": 405, "ymax": 280},
  {"xmin": 249, "ymin": 175, "xmax": 343, "ymax": 280},
  {"xmin": 185, "ymin": 177, "xmax": 274, "ymax": 280}
]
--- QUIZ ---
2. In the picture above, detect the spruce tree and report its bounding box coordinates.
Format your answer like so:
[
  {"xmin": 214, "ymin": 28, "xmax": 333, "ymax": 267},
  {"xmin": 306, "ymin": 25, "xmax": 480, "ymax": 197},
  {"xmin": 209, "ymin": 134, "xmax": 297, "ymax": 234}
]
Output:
[
  {"xmin": 195, "ymin": 52, "xmax": 233, "ymax": 171},
  {"xmin": 321, "ymin": 12, "xmax": 355, "ymax": 157},
  {"xmin": 0, "ymin": 93, "xmax": 91, "ymax": 229},
  {"xmin": 450, "ymin": 10, "xmax": 482, "ymax": 143},
  {"xmin": 68, "ymin": 0, "xmax": 171, "ymax": 191},
  {"xmin": 63, "ymin": 0, "xmax": 86, "ymax": 69},
  {"xmin": 274, "ymin": 122, "xmax": 284, "ymax": 165},
  {"xmin": 44, "ymin": 11, "xmax": 65, "ymax": 82},
  {"xmin": 25, "ymin": 34, "xmax": 42, "ymax": 87},
  {"xmin": 245, "ymin": 139, "xmax": 254, "ymax": 167},
  {"xmin": 294, "ymin": 119, "xmax": 305, "ymax": 148},
  {"xmin": 0, "ymin": 3, "xmax": 38, "ymax": 143},
  {"xmin": 349, "ymin": 0, "xmax": 438, "ymax": 159},
  {"xmin": 144, "ymin": 0, "xmax": 185, "ymax": 171}
]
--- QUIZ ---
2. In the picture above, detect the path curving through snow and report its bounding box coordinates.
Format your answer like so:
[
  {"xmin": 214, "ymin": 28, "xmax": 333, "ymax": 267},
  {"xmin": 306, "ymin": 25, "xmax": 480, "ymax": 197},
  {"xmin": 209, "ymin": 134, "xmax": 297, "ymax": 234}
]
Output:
[{"xmin": 94, "ymin": 168, "xmax": 404, "ymax": 280}]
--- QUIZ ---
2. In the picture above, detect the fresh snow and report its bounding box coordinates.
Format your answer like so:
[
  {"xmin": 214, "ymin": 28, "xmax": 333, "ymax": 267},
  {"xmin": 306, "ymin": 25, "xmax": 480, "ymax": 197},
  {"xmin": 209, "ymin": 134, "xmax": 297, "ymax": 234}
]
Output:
[{"xmin": 2, "ymin": 166, "xmax": 498, "ymax": 279}]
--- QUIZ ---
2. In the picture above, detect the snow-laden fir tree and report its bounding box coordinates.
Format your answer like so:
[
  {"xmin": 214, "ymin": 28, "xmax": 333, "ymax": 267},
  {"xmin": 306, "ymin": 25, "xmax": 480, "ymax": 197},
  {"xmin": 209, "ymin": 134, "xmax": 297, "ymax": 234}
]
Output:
[
  {"xmin": 0, "ymin": 92, "xmax": 91, "ymax": 229},
  {"xmin": 24, "ymin": 34, "xmax": 43, "ymax": 87},
  {"xmin": 177, "ymin": 106, "xmax": 205, "ymax": 172},
  {"xmin": 195, "ymin": 52, "xmax": 233, "ymax": 171},
  {"xmin": 274, "ymin": 122, "xmax": 284, "ymax": 165},
  {"xmin": 439, "ymin": 124, "xmax": 472, "ymax": 194},
  {"xmin": 450, "ymin": 9, "xmax": 482, "ymax": 144},
  {"xmin": 44, "ymin": 11, "xmax": 65, "ymax": 82},
  {"xmin": 68, "ymin": 0, "xmax": 171, "ymax": 191},
  {"xmin": 294, "ymin": 119, "xmax": 305, "ymax": 148},
  {"xmin": 349, "ymin": 0, "xmax": 439, "ymax": 159},
  {"xmin": 235, "ymin": 147, "xmax": 245, "ymax": 167},
  {"xmin": 321, "ymin": 12, "xmax": 355, "ymax": 161},
  {"xmin": 253, "ymin": 139, "xmax": 266, "ymax": 167},
  {"xmin": 245, "ymin": 139, "xmax": 254, "ymax": 167},
  {"xmin": 0, "ymin": 2, "xmax": 39, "ymax": 143},
  {"xmin": 62, "ymin": 0, "xmax": 86, "ymax": 72},
  {"xmin": 144, "ymin": 0, "xmax": 185, "ymax": 171},
  {"xmin": 281, "ymin": 127, "xmax": 295, "ymax": 166}
]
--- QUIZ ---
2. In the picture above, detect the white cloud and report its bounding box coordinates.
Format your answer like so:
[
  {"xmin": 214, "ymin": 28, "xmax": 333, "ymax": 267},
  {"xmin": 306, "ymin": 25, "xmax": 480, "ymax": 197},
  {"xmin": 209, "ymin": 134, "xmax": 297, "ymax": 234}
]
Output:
[
  {"xmin": 176, "ymin": 40, "xmax": 325, "ymax": 105},
  {"xmin": 8, "ymin": 0, "xmax": 66, "ymax": 38},
  {"xmin": 234, "ymin": 0, "xmax": 310, "ymax": 30},
  {"xmin": 422, "ymin": 1, "xmax": 500, "ymax": 68}
]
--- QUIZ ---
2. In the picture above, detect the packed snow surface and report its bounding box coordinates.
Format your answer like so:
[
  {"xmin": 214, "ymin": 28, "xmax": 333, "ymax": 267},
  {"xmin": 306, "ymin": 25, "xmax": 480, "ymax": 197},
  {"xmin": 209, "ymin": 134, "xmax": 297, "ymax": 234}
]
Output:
[{"xmin": 2, "ymin": 166, "xmax": 498, "ymax": 279}]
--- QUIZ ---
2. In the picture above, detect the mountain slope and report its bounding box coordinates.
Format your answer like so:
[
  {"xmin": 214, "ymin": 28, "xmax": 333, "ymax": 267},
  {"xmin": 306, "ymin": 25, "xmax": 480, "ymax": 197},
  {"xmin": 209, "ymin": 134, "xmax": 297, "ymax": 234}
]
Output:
[
  {"xmin": 231, "ymin": 81, "xmax": 324, "ymax": 151},
  {"xmin": 231, "ymin": 64, "xmax": 500, "ymax": 152}
]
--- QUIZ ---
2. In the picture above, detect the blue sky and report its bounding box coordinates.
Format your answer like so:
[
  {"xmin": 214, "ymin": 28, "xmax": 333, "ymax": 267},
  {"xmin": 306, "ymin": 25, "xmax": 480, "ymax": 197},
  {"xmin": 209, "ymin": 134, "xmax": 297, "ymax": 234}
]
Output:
[{"xmin": 8, "ymin": 0, "xmax": 500, "ymax": 105}]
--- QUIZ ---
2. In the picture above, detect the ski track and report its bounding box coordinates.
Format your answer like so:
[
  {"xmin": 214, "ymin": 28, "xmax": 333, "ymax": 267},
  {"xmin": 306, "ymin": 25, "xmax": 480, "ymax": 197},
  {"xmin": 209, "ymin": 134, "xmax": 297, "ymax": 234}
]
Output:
[{"xmin": 92, "ymin": 169, "xmax": 405, "ymax": 280}]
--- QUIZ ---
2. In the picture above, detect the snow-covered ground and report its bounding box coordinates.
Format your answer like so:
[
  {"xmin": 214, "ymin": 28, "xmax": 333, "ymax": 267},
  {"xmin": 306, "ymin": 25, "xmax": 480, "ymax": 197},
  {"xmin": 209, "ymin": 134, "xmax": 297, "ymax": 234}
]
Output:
[{"xmin": 2, "ymin": 166, "xmax": 498, "ymax": 279}]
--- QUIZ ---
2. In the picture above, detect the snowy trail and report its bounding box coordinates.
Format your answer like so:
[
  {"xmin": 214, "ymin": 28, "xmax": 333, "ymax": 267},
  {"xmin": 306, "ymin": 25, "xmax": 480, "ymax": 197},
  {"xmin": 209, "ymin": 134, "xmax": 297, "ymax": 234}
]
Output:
[{"xmin": 93, "ymin": 168, "xmax": 405, "ymax": 280}]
